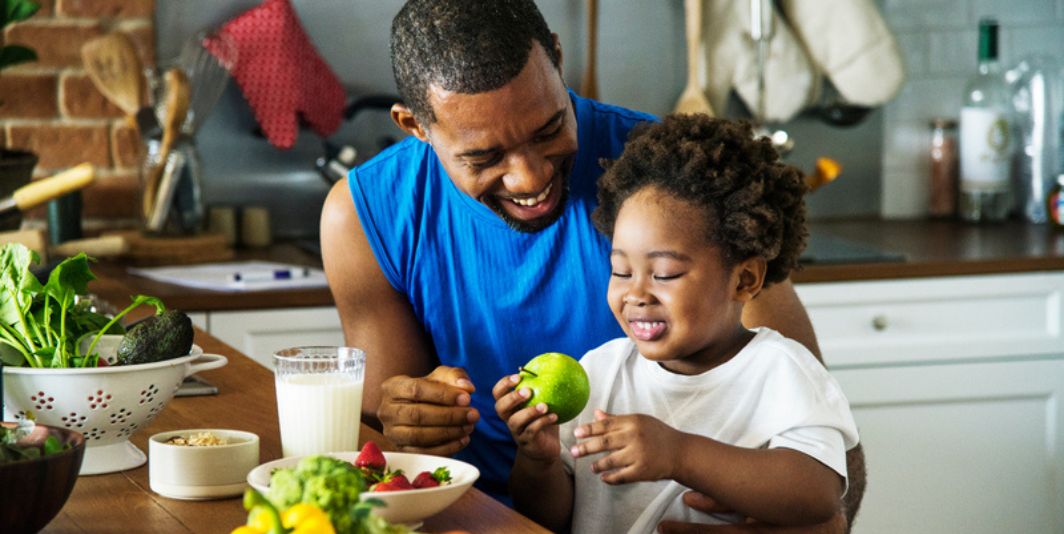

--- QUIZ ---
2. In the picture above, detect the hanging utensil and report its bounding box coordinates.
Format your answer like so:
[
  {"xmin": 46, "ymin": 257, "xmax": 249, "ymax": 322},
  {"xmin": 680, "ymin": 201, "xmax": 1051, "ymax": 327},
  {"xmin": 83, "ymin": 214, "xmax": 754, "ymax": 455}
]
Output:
[
  {"xmin": 0, "ymin": 164, "xmax": 95, "ymax": 216},
  {"xmin": 180, "ymin": 29, "xmax": 238, "ymax": 135},
  {"xmin": 80, "ymin": 33, "xmax": 157, "ymax": 137},
  {"xmin": 748, "ymin": 0, "xmax": 793, "ymax": 155},
  {"xmin": 580, "ymin": 0, "xmax": 598, "ymax": 100},
  {"xmin": 674, "ymin": 0, "xmax": 714, "ymax": 115},
  {"xmin": 142, "ymin": 68, "xmax": 191, "ymax": 223}
]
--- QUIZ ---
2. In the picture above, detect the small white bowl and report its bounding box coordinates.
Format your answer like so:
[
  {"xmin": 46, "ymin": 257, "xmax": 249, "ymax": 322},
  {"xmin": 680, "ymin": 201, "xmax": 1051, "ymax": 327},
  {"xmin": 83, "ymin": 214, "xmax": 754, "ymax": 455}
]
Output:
[
  {"xmin": 247, "ymin": 451, "xmax": 479, "ymax": 525},
  {"xmin": 149, "ymin": 429, "xmax": 259, "ymax": 500}
]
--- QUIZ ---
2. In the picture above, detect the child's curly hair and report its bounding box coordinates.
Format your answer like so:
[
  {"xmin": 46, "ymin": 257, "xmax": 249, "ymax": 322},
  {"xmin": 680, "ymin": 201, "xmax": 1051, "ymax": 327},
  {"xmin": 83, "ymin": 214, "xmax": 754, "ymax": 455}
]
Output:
[{"xmin": 592, "ymin": 114, "xmax": 807, "ymax": 286}]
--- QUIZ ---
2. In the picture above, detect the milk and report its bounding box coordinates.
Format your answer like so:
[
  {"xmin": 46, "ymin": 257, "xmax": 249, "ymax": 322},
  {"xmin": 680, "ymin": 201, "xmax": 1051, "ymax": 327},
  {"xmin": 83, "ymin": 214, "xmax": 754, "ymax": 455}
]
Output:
[{"xmin": 276, "ymin": 373, "xmax": 364, "ymax": 458}]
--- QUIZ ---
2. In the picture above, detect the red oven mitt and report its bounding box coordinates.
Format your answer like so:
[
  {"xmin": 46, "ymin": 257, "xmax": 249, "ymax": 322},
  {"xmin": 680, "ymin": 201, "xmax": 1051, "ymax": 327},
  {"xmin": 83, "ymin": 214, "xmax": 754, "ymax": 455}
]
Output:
[{"xmin": 210, "ymin": 0, "xmax": 345, "ymax": 149}]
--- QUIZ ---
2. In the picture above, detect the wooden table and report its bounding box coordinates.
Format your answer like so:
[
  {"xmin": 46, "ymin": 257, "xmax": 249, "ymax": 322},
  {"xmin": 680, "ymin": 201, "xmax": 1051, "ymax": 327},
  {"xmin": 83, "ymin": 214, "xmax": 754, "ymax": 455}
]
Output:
[{"xmin": 41, "ymin": 331, "xmax": 548, "ymax": 533}]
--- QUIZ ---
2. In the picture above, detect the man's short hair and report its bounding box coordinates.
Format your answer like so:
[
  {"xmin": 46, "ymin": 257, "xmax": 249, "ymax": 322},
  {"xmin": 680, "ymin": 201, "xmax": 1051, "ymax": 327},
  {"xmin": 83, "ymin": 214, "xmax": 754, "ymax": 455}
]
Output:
[{"xmin": 391, "ymin": 0, "xmax": 561, "ymax": 126}]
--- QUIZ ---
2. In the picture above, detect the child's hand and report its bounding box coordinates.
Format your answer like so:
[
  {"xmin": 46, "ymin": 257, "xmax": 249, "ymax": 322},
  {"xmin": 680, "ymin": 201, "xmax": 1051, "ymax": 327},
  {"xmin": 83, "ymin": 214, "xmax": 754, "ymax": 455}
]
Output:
[
  {"xmin": 492, "ymin": 373, "xmax": 560, "ymax": 463},
  {"xmin": 570, "ymin": 409, "xmax": 684, "ymax": 485}
]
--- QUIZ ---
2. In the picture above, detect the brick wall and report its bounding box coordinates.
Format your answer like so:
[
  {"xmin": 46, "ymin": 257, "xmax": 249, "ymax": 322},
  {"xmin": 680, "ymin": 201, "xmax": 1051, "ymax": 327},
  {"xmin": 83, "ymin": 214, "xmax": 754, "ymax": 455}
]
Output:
[{"xmin": 0, "ymin": 0, "xmax": 154, "ymax": 230}]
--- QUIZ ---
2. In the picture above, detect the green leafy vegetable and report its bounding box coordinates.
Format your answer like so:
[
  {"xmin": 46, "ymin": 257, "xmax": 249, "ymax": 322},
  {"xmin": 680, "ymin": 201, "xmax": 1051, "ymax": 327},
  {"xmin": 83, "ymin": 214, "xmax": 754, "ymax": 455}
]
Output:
[
  {"xmin": 0, "ymin": 243, "xmax": 164, "ymax": 368},
  {"xmin": 267, "ymin": 455, "xmax": 408, "ymax": 534},
  {"xmin": 0, "ymin": 424, "xmax": 70, "ymax": 464}
]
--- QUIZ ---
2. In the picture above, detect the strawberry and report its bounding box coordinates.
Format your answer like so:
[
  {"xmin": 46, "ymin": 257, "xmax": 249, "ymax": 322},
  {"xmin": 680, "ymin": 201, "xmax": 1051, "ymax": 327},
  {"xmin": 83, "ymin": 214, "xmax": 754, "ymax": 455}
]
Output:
[
  {"xmin": 354, "ymin": 440, "xmax": 386, "ymax": 472},
  {"xmin": 412, "ymin": 467, "xmax": 452, "ymax": 488},
  {"xmin": 370, "ymin": 472, "xmax": 414, "ymax": 492}
]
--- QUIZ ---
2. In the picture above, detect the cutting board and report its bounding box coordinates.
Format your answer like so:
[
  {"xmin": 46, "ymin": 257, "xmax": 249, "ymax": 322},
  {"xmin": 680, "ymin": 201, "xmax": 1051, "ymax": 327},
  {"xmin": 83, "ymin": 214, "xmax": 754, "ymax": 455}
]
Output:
[{"xmin": 109, "ymin": 230, "xmax": 235, "ymax": 266}]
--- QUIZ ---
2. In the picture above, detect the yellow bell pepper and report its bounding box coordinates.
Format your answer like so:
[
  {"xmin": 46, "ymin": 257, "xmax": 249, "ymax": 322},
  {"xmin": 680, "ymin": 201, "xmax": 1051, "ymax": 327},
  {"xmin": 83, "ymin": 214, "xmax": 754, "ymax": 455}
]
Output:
[
  {"xmin": 282, "ymin": 503, "xmax": 336, "ymax": 534},
  {"xmin": 230, "ymin": 491, "xmax": 336, "ymax": 534}
]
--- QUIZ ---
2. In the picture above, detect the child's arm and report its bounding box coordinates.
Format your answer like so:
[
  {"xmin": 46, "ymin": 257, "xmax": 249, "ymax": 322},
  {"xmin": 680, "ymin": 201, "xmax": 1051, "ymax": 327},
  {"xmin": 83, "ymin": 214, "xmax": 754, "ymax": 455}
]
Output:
[
  {"xmin": 493, "ymin": 374, "xmax": 574, "ymax": 531},
  {"xmin": 572, "ymin": 410, "xmax": 843, "ymax": 526}
]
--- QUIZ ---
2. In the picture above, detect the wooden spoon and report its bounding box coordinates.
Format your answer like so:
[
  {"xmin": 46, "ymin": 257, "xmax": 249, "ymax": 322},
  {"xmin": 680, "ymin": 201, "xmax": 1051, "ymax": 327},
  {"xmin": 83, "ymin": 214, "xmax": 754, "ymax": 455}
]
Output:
[
  {"xmin": 673, "ymin": 0, "xmax": 715, "ymax": 115},
  {"xmin": 142, "ymin": 68, "xmax": 190, "ymax": 221},
  {"xmin": 580, "ymin": 0, "xmax": 598, "ymax": 100},
  {"xmin": 80, "ymin": 33, "xmax": 145, "ymax": 121}
]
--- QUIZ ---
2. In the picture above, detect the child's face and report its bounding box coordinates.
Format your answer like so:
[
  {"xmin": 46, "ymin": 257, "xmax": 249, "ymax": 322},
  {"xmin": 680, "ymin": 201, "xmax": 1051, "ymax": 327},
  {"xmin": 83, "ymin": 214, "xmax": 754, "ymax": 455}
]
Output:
[{"xmin": 607, "ymin": 187, "xmax": 762, "ymax": 375}]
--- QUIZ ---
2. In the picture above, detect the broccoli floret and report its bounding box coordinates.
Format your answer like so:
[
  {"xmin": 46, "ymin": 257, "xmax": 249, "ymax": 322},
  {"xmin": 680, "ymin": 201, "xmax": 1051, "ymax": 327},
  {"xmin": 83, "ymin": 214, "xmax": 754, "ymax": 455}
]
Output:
[{"xmin": 267, "ymin": 455, "xmax": 369, "ymax": 534}]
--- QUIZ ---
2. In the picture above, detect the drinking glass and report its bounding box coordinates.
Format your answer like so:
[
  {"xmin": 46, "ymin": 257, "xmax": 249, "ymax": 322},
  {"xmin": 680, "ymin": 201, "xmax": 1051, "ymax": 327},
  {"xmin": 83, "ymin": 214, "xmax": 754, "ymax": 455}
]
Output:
[{"xmin": 273, "ymin": 346, "xmax": 366, "ymax": 458}]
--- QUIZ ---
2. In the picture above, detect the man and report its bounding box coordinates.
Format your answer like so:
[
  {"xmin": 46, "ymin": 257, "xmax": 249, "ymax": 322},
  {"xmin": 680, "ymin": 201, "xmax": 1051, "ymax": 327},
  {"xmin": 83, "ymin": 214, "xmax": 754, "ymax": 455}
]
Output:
[{"xmin": 320, "ymin": 0, "xmax": 865, "ymax": 531}]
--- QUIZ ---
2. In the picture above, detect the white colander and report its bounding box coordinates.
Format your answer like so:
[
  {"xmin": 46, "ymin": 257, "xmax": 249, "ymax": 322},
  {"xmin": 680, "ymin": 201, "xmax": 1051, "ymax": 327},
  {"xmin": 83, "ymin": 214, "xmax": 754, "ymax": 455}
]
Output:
[{"xmin": 2, "ymin": 337, "xmax": 227, "ymax": 475}]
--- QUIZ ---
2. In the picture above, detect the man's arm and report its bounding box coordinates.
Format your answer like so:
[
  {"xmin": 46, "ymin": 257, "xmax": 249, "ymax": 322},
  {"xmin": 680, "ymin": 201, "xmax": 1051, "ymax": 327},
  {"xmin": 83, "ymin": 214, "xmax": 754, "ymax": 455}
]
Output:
[
  {"xmin": 743, "ymin": 278, "xmax": 821, "ymax": 360},
  {"xmin": 320, "ymin": 179, "xmax": 437, "ymax": 425}
]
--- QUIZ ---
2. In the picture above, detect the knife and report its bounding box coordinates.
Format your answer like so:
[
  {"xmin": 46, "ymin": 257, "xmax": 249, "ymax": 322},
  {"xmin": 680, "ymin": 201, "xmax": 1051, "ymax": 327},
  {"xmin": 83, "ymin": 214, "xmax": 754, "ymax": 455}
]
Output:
[{"xmin": 0, "ymin": 163, "xmax": 95, "ymax": 215}]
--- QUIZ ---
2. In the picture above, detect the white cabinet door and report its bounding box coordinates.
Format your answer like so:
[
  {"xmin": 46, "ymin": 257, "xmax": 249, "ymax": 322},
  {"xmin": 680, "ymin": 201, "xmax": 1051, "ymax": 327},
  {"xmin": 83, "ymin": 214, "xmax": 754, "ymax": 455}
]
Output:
[
  {"xmin": 207, "ymin": 307, "xmax": 345, "ymax": 368},
  {"xmin": 835, "ymin": 359, "xmax": 1064, "ymax": 534},
  {"xmin": 796, "ymin": 272, "xmax": 1064, "ymax": 368}
]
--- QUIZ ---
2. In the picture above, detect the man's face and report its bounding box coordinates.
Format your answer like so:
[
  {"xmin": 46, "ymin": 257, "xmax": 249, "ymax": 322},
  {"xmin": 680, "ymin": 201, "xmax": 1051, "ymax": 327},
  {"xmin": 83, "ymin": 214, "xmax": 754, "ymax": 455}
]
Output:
[{"xmin": 420, "ymin": 43, "xmax": 578, "ymax": 232}]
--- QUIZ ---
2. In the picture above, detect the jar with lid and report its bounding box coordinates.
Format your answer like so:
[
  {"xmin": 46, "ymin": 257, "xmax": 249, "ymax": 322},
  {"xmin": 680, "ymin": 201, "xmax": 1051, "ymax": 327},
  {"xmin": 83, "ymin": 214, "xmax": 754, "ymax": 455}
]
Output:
[
  {"xmin": 929, "ymin": 118, "xmax": 959, "ymax": 218},
  {"xmin": 1048, "ymin": 174, "xmax": 1064, "ymax": 228}
]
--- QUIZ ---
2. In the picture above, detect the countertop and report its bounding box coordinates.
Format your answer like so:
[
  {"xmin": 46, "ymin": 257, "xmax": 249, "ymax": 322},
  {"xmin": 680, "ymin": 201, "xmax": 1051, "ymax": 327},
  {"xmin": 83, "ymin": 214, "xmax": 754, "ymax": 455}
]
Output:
[
  {"xmin": 40, "ymin": 329, "xmax": 548, "ymax": 533},
  {"xmin": 87, "ymin": 219, "xmax": 1064, "ymax": 312}
]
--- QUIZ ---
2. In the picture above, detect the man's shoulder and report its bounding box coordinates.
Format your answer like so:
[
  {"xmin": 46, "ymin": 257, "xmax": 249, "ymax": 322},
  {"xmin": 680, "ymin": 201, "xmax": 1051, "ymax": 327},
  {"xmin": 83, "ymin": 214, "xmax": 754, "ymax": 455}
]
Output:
[
  {"xmin": 573, "ymin": 92, "xmax": 657, "ymax": 130},
  {"xmin": 353, "ymin": 136, "xmax": 431, "ymax": 182}
]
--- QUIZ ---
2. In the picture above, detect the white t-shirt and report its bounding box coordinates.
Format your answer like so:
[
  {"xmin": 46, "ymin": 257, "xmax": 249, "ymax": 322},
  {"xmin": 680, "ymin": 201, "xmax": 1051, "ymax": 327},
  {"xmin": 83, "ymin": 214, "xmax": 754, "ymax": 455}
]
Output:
[{"xmin": 559, "ymin": 328, "xmax": 860, "ymax": 534}]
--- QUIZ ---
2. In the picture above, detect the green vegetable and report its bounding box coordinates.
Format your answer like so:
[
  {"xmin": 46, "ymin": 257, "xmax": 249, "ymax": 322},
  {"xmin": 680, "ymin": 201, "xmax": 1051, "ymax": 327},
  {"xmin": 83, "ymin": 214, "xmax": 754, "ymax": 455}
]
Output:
[
  {"xmin": 116, "ymin": 309, "xmax": 194, "ymax": 365},
  {"xmin": 0, "ymin": 243, "xmax": 164, "ymax": 368},
  {"xmin": 267, "ymin": 455, "xmax": 405, "ymax": 534},
  {"xmin": 0, "ymin": 424, "xmax": 69, "ymax": 464}
]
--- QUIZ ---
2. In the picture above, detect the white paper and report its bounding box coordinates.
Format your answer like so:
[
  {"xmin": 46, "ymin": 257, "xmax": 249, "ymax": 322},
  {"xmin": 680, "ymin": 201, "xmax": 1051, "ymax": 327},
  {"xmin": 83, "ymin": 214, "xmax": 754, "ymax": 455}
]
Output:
[{"xmin": 128, "ymin": 261, "xmax": 329, "ymax": 292}]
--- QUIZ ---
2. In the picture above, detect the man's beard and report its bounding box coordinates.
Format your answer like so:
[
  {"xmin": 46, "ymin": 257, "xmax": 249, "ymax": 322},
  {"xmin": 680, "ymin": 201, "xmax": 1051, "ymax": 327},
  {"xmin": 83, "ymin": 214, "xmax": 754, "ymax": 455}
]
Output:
[{"xmin": 484, "ymin": 179, "xmax": 571, "ymax": 233}]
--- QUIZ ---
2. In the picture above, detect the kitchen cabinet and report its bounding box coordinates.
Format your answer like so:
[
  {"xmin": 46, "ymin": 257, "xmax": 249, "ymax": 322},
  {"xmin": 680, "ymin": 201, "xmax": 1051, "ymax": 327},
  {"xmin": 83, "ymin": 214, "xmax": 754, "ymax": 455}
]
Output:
[
  {"xmin": 796, "ymin": 272, "xmax": 1064, "ymax": 534},
  {"xmin": 197, "ymin": 307, "xmax": 345, "ymax": 368}
]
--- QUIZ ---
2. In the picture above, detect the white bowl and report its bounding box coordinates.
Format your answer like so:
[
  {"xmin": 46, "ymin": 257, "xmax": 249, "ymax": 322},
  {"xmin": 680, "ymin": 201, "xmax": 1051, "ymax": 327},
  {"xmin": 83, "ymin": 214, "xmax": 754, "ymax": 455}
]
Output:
[
  {"xmin": 2, "ymin": 336, "xmax": 227, "ymax": 475},
  {"xmin": 149, "ymin": 429, "xmax": 260, "ymax": 500},
  {"xmin": 247, "ymin": 451, "xmax": 479, "ymax": 525}
]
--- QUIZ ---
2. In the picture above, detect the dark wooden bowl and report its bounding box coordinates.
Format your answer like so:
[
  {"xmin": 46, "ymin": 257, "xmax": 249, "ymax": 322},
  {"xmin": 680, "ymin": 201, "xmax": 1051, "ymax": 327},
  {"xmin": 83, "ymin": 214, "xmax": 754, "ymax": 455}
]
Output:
[{"xmin": 0, "ymin": 423, "xmax": 86, "ymax": 534}]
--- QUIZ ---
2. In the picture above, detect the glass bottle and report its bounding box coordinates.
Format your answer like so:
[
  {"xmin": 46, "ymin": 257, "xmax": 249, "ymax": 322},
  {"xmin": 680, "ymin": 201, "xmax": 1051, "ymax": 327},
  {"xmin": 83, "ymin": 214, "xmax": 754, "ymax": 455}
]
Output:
[
  {"xmin": 929, "ymin": 118, "xmax": 959, "ymax": 218},
  {"xmin": 959, "ymin": 18, "xmax": 1013, "ymax": 222}
]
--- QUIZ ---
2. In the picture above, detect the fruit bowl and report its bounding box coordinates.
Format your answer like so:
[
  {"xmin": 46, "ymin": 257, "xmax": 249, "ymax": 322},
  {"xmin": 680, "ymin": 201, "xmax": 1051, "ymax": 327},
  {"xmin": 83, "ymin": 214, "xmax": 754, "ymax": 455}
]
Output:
[
  {"xmin": 247, "ymin": 451, "xmax": 480, "ymax": 525},
  {"xmin": 2, "ymin": 336, "xmax": 227, "ymax": 475},
  {"xmin": 0, "ymin": 422, "xmax": 85, "ymax": 533}
]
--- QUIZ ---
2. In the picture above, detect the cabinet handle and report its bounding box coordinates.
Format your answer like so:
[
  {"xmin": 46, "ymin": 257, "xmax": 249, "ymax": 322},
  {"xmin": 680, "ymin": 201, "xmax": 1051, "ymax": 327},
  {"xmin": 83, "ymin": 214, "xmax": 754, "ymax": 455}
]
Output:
[{"xmin": 871, "ymin": 315, "xmax": 888, "ymax": 331}]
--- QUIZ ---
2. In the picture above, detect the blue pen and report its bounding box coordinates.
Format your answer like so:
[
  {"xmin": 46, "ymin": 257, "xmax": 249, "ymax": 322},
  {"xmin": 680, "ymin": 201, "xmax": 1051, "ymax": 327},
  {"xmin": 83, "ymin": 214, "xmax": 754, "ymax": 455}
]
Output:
[{"xmin": 229, "ymin": 267, "xmax": 310, "ymax": 283}]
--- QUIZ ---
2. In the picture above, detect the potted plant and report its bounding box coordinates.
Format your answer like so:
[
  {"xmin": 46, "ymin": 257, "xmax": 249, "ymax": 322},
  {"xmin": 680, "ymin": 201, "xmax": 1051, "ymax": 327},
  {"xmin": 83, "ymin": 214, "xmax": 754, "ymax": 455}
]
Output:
[{"xmin": 0, "ymin": 0, "xmax": 40, "ymax": 230}]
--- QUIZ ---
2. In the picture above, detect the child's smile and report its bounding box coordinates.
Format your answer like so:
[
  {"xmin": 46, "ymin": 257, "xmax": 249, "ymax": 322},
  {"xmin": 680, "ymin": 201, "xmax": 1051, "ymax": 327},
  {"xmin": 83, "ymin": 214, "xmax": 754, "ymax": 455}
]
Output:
[{"xmin": 607, "ymin": 186, "xmax": 760, "ymax": 375}]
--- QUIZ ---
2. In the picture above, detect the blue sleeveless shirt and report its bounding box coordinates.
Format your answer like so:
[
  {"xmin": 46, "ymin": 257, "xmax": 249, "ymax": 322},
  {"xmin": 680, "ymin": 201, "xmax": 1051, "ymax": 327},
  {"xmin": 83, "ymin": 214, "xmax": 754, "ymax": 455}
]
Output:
[{"xmin": 348, "ymin": 92, "xmax": 654, "ymax": 501}]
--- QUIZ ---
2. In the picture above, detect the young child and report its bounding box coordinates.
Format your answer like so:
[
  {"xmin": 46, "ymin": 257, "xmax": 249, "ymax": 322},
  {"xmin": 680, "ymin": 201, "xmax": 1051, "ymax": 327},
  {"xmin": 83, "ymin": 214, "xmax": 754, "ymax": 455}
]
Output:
[{"xmin": 493, "ymin": 114, "xmax": 859, "ymax": 533}]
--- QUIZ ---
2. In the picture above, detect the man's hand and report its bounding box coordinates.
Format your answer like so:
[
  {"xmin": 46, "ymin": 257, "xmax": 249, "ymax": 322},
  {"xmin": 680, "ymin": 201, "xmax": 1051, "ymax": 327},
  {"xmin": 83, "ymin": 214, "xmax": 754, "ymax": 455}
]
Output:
[
  {"xmin": 493, "ymin": 373, "xmax": 561, "ymax": 463},
  {"xmin": 655, "ymin": 492, "xmax": 848, "ymax": 534},
  {"xmin": 377, "ymin": 365, "xmax": 479, "ymax": 456},
  {"xmin": 570, "ymin": 409, "xmax": 684, "ymax": 484}
]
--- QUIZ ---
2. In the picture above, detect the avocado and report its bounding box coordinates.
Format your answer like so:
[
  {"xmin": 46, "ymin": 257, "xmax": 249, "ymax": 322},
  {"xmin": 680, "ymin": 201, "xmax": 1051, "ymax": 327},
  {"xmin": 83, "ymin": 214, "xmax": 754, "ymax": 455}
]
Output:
[{"xmin": 116, "ymin": 310, "xmax": 194, "ymax": 365}]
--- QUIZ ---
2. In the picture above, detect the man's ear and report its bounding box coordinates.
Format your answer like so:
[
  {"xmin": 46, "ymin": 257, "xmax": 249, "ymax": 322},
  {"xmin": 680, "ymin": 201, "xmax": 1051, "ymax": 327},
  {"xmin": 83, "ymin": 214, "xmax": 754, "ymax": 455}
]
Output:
[
  {"xmin": 551, "ymin": 32, "xmax": 564, "ymax": 70},
  {"xmin": 734, "ymin": 257, "xmax": 767, "ymax": 303},
  {"xmin": 390, "ymin": 103, "xmax": 429, "ymax": 143}
]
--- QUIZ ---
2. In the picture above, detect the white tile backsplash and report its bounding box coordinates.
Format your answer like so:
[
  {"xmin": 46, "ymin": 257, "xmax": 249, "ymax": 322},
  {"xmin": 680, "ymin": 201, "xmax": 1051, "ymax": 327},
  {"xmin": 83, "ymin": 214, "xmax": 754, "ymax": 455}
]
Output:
[
  {"xmin": 880, "ymin": 0, "xmax": 1064, "ymax": 218},
  {"xmin": 894, "ymin": 32, "xmax": 930, "ymax": 76},
  {"xmin": 883, "ymin": 0, "xmax": 970, "ymax": 30},
  {"xmin": 969, "ymin": 0, "xmax": 1058, "ymax": 25},
  {"xmin": 928, "ymin": 30, "xmax": 978, "ymax": 74}
]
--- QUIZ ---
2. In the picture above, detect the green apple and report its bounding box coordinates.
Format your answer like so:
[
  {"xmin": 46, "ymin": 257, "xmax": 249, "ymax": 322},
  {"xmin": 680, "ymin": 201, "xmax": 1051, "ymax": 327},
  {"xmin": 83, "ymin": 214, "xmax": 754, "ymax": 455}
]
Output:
[{"xmin": 517, "ymin": 352, "xmax": 590, "ymax": 424}]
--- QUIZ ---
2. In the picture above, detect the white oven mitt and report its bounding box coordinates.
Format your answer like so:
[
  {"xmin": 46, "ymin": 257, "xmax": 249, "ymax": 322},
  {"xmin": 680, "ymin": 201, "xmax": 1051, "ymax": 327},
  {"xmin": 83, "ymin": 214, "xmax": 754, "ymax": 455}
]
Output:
[
  {"xmin": 780, "ymin": 0, "xmax": 905, "ymax": 106},
  {"xmin": 703, "ymin": 0, "xmax": 817, "ymax": 123}
]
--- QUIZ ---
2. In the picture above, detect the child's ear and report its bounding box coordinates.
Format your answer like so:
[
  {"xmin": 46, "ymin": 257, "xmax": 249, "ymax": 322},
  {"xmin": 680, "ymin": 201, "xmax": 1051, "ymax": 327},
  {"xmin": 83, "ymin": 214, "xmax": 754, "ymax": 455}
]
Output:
[{"xmin": 733, "ymin": 257, "xmax": 767, "ymax": 303}]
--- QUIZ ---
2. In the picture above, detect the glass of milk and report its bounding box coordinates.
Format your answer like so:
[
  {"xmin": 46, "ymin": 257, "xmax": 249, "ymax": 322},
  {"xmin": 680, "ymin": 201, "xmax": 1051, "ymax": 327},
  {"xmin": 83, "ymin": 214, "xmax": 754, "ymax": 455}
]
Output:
[{"xmin": 274, "ymin": 346, "xmax": 365, "ymax": 458}]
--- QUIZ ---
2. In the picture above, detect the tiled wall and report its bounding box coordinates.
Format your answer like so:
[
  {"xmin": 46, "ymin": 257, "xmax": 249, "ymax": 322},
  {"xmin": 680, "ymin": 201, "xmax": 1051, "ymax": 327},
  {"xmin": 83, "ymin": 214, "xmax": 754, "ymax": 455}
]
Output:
[
  {"xmin": 0, "ymin": 0, "xmax": 154, "ymax": 230},
  {"xmin": 879, "ymin": 0, "xmax": 1064, "ymax": 217}
]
